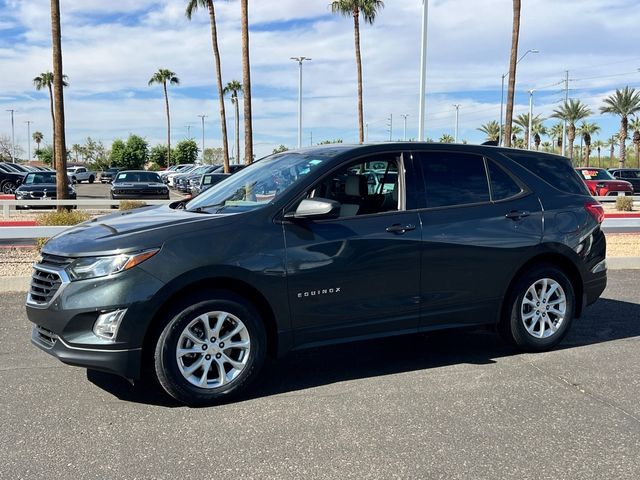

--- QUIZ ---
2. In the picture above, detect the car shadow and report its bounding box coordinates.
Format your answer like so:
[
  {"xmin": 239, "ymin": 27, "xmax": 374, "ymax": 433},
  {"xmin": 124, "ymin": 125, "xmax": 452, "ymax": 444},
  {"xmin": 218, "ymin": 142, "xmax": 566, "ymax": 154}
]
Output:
[{"xmin": 87, "ymin": 297, "xmax": 640, "ymax": 407}]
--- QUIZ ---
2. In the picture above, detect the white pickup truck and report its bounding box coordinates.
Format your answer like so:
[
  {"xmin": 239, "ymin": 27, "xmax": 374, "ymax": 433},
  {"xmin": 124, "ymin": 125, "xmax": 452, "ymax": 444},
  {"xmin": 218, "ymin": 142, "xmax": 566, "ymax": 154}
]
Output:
[{"xmin": 67, "ymin": 166, "xmax": 97, "ymax": 184}]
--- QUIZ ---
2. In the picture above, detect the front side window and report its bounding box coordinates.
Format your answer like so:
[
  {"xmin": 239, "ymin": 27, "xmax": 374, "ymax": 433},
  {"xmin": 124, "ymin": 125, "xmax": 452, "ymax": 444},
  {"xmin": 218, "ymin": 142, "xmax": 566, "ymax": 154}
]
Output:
[{"xmin": 421, "ymin": 152, "xmax": 490, "ymax": 208}]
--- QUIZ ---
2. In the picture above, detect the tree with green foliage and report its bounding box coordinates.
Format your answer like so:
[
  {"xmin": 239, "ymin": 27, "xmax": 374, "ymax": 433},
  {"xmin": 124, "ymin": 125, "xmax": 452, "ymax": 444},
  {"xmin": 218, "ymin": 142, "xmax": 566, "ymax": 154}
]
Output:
[
  {"xmin": 32, "ymin": 131, "xmax": 44, "ymax": 154},
  {"xmin": 149, "ymin": 145, "xmax": 169, "ymax": 168},
  {"xmin": 317, "ymin": 139, "xmax": 344, "ymax": 145},
  {"xmin": 33, "ymin": 71, "xmax": 68, "ymax": 169},
  {"xmin": 549, "ymin": 122, "xmax": 564, "ymax": 153},
  {"xmin": 35, "ymin": 144, "xmax": 54, "ymax": 165},
  {"xmin": 173, "ymin": 139, "xmax": 199, "ymax": 164},
  {"xmin": 531, "ymin": 121, "xmax": 547, "ymax": 151},
  {"xmin": 439, "ymin": 134, "xmax": 454, "ymax": 143},
  {"xmin": 600, "ymin": 86, "xmax": 640, "ymax": 168},
  {"xmin": 186, "ymin": 0, "xmax": 230, "ymax": 171},
  {"xmin": 148, "ymin": 68, "xmax": 180, "ymax": 165},
  {"xmin": 330, "ymin": 0, "xmax": 385, "ymax": 144},
  {"xmin": 224, "ymin": 80, "xmax": 243, "ymax": 165},
  {"xmin": 477, "ymin": 121, "xmax": 500, "ymax": 142},
  {"xmin": 514, "ymin": 113, "xmax": 544, "ymax": 149},
  {"xmin": 551, "ymin": 99, "xmax": 592, "ymax": 161},
  {"xmin": 118, "ymin": 134, "xmax": 149, "ymax": 170},
  {"xmin": 203, "ymin": 147, "xmax": 224, "ymax": 165},
  {"xmin": 630, "ymin": 117, "xmax": 640, "ymax": 169},
  {"xmin": 109, "ymin": 139, "xmax": 126, "ymax": 166},
  {"xmin": 576, "ymin": 121, "xmax": 600, "ymax": 167},
  {"xmin": 272, "ymin": 144, "xmax": 289, "ymax": 154}
]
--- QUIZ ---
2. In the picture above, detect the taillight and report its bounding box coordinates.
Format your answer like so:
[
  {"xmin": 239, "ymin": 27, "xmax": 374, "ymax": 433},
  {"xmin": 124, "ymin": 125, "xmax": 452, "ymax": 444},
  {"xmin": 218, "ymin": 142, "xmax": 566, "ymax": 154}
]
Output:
[{"xmin": 585, "ymin": 201, "xmax": 604, "ymax": 224}]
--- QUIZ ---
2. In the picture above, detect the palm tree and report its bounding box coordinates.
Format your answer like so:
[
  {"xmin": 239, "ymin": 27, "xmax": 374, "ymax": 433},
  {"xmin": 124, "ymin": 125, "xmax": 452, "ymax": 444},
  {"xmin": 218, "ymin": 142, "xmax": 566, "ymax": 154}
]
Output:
[
  {"xmin": 531, "ymin": 121, "xmax": 547, "ymax": 150},
  {"xmin": 33, "ymin": 71, "xmax": 68, "ymax": 169},
  {"xmin": 71, "ymin": 143, "xmax": 82, "ymax": 163},
  {"xmin": 330, "ymin": 0, "xmax": 385, "ymax": 144},
  {"xmin": 513, "ymin": 113, "xmax": 543, "ymax": 148},
  {"xmin": 628, "ymin": 117, "xmax": 640, "ymax": 169},
  {"xmin": 592, "ymin": 140, "xmax": 605, "ymax": 167},
  {"xmin": 600, "ymin": 86, "xmax": 640, "ymax": 168},
  {"xmin": 32, "ymin": 131, "xmax": 44, "ymax": 153},
  {"xmin": 148, "ymin": 69, "xmax": 180, "ymax": 166},
  {"xmin": 576, "ymin": 121, "xmax": 600, "ymax": 167},
  {"xmin": 50, "ymin": 0, "xmax": 69, "ymax": 203},
  {"xmin": 605, "ymin": 136, "xmax": 616, "ymax": 167},
  {"xmin": 240, "ymin": 0, "xmax": 253, "ymax": 164},
  {"xmin": 223, "ymin": 80, "xmax": 242, "ymax": 164},
  {"xmin": 540, "ymin": 141, "xmax": 552, "ymax": 153},
  {"xmin": 438, "ymin": 133, "xmax": 454, "ymax": 143},
  {"xmin": 551, "ymin": 99, "xmax": 592, "ymax": 162},
  {"xmin": 477, "ymin": 121, "xmax": 500, "ymax": 142},
  {"xmin": 549, "ymin": 122, "xmax": 564, "ymax": 154},
  {"xmin": 503, "ymin": 0, "xmax": 521, "ymax": 147},
  {"xmin": 510, "ymin": 124, "xmax": 523, "ymax": 147},
  {"xmin": 186, "ymin": 0, "xmax": 230, "ymax": 172}
]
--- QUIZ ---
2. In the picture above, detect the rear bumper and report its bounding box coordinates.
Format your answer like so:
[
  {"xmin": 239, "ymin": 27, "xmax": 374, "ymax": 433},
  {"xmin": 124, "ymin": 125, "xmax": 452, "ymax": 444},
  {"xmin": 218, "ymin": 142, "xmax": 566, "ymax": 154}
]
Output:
[{"xmin": 582, "ymin": 269, "xmax": 607, "ymax": 311}]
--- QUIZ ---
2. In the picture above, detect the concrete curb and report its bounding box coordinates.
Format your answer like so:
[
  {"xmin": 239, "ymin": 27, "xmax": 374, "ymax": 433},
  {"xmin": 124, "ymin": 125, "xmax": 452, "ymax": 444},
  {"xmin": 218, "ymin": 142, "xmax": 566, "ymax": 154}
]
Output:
[{"xmin": 1, "ymin": 257, "xmax": 639, "ymax": 293}]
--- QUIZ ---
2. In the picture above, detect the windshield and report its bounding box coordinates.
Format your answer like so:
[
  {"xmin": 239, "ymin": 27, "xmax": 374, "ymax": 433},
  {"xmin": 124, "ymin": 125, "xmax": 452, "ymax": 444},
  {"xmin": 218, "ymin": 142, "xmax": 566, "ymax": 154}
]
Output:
[
  {"xmin": 578, "ymin": 169, "xmax": 614, "ymax": 181},
  {"xmin": 186, "ymin": 151, "xmax": 335, "ymax": 213},
  {"xmin": 24, "ymin": 172, "xmax": 56, "ymax": 184},
  {"xmin": 114, "ymin": 171, "xmax": 162, "ymax": 183}
]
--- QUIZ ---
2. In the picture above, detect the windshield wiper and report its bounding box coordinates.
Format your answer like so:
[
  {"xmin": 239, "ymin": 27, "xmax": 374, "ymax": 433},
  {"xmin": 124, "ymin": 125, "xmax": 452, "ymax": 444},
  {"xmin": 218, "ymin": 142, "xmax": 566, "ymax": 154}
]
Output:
[{"xmin": 187, "ymin": 202, "xmax": 226, "ymax": 214}]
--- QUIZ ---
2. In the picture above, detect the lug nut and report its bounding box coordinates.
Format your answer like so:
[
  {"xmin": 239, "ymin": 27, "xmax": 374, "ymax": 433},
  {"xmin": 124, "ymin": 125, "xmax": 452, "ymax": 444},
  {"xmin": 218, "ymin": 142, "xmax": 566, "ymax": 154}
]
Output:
[
  {"xmin": 219, "ymin": 342, "xmax": 225, "ymax": 348},
  {"xmin": 205, "ymin": 354, "xmax": 211, "ymax": 360},
  {"xmin": 215, "ymin": 353, "xmax": 222, "ymax": 359},
  {"xmin": 210, "ymin": 337, "xmax": 216, "ymax": 342},
  {"xmin": 202, "ymin": 344, "xmax": 208, "ymax": 350}
]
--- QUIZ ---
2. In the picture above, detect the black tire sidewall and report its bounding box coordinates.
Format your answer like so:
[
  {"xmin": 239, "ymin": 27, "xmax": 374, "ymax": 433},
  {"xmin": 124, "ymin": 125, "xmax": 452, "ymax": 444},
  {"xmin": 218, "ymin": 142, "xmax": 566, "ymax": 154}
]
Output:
[
  {"xmin": 154, "ymin": 292, "xmax": 266, "ymax": 406},
  {"xmin": 506, "ymin": 264, "xmax": 575, "ymax": 352}
]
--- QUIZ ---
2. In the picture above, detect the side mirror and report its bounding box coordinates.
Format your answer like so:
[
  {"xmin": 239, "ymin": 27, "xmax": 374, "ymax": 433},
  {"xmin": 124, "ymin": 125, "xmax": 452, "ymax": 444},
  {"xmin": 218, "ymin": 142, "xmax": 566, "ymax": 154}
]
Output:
[{"xmin": 285, "ymin": 198, "xmax": 340, "ymax": 219}]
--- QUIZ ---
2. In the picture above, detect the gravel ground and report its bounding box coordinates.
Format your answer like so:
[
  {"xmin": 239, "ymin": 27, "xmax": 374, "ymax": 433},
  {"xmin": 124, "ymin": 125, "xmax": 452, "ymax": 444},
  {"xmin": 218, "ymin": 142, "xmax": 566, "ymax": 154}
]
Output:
[{"xmin": 0, "ymin": 233, "xmax": 637, "ymax": 278}]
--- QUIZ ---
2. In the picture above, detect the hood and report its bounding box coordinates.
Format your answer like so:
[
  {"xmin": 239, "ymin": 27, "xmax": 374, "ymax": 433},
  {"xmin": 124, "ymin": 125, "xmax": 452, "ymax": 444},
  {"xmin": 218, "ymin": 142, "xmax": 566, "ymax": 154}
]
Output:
[
  {"xmin": 42, "ymin": 204, "xmax": 236, "ymax": 257},
  {"xmin": 596, "ymin": 180, "xmax": 633, "ymax": 189}
]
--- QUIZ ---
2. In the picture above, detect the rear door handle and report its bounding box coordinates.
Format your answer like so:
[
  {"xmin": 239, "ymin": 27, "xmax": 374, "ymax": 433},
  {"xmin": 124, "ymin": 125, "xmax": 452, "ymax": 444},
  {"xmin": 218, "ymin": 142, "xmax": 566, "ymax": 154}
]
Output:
[
  {"xmin": 505, "ymin": 210, "xmax": 530, "ymax": 220},
  {"xmin": 386, "ymin": 223, "xmax": 416, "ymax": 234}
]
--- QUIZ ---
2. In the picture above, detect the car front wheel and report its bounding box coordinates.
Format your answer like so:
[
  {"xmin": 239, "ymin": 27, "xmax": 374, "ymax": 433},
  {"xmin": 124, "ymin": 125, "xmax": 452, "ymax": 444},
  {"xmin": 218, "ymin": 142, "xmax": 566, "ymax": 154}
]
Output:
[
  {"xmin": 2, "ymin": 181, "xmax": 16, "ymax": 194},
  {"xmin": 502, "ymin": 264, "xmax": 575, "ymax": 352},
  {"xmin": 153, "ymin": 292, "xmax": 266, "ymax": 406}
]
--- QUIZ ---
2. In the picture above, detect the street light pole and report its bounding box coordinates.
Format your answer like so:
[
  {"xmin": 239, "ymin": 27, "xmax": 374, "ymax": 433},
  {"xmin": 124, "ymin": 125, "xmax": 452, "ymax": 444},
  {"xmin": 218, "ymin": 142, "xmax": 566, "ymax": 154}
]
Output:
[
  {"xmin": 291, "ymin": 56, "xmax": 311, "ymax": 149},
  {"xmin": 401, "ymin": 114, "xmax": 409, "ymax": 141},
  {"xmin": 197, "ymin": 115, "xmax": 207, "ymax": 163},
  {"xmin": 527, "ymin": 90, "xmax": 534, "ymax": 150},
  {"xmin": 498, "ymin": 48, "xmax": 539, "ymax": 146},
  {"xmin": 6, "ymin": 109, "xmax": 15, "ymax": 162},
  {"xmin": 453, "ymin": 104, "xmax": 461, "ymax": 143},
  {"xmin": 418, "ymin": 0, "xmax": 429, "ymax": 141},
  {"xmin": 25, "ymin": 121, "xmax": 33, "ymax": 161}
]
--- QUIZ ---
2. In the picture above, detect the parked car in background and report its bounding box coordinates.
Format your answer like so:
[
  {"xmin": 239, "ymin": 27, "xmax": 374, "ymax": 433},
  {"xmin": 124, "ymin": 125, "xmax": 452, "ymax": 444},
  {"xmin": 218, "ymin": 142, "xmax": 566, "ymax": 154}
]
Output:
[
  {"xmin": 173, "ymin": 165, "xmax": 218, "ymax": 193},
  {"xmin": 0, "ymin": 163, "xmax": 26, "ymax": 193},
  {"xmin": 575, "ymin": 167, "xmax": 633, "ymax": 196},
  {"xmin": 67, "ymin": 166, "xmax": 97, "ymax": 184},
  {"xmin": 100, "ymin": 167, "xmax": 121, "ymax": 183},
  {"xmin": 608, "ymin": 168, "xmax": 640, "ymax": 193},
  {"xmin": 166, "ymin": 165, "xmax": 199, "ymax": 188},
  {"xmin": 160, "ymin": 164, "xmax": 194, "ymax": 184},
  {"xmin": 189, "ymin": 165, "xmax": 247, "ymax": 196},
  {"xmin": 28, "ymin": 143, "xmax": 607, "ymax": 406},
  {"xmin": 14, "ymin": 171, "xmax": 76, "ymax": 208},
  {"xmin": 110, "ymin": 170, "xmax": 170, "ymax": 200}
]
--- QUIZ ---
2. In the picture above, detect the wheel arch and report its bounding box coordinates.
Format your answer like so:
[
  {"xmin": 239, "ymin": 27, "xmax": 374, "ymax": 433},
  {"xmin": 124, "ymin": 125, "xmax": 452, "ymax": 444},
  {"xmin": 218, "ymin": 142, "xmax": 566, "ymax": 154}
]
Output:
[{"xmin": 499, "ymin": 251, "xmax": 585, "ymax": 327}]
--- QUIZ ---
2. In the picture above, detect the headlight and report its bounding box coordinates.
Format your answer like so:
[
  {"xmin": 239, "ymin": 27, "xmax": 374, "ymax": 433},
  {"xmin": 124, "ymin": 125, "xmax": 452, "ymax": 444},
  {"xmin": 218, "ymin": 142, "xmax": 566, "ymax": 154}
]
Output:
[
  {"xmin": 66, "ymin": 248, "xmax": 160, "ymax": 281},
  {"xmin": 15, "ymin": 191, "xmax": 29, "ymax": 198}
]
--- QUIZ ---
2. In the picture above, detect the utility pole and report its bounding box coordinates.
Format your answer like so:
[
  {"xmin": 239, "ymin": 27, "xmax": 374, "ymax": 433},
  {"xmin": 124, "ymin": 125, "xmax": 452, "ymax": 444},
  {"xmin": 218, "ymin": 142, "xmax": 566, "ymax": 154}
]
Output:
[
  {"xmin": 25, "ymin": 121, "xmax": 33, "ymax": 161},
  {"xmin": 387, "ymin": 114, "xmax": 393, "ymax": 141},
  {"xmin": 562, "ymin": 70, "xmax": 569, "ymax": 157},
  {"xmin": 6, "ymin": 109, "xmax": 15, "ymax": 162},
  {"xmin": 418, "ymin": 0, "xmax": 429, "ymax": 141},
  {"xmin": 453, "ymin": 104, "xmax": 461, "ymax": 143},
  {"xmin": 309, "ymin": 131, "xmax": 313, "ymax": 146},
  {"xmin": 291, "ymin": 56, "xmax": 311, "ymax": 149},
  {"xmin": 365, "ymin": 122, "xmax": 369, "ymax": 143},
  {"xmin": 185, "ymin": 123, "xmax": 192, "ymax": 139},
  {"xmin": 401, "ymin": 114, "xmax": 409, "ymax": 141},
  {"xmin": 197, "ymin": 115, "xmax": 207, "ymax": 163}
]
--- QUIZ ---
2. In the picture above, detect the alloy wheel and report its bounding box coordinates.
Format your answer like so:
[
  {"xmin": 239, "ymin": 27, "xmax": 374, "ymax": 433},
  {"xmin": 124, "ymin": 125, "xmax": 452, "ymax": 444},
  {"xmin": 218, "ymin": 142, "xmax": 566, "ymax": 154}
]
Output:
[{"xmin": 520, "ymin": 278, "xmax": 567, "ymax": 339}]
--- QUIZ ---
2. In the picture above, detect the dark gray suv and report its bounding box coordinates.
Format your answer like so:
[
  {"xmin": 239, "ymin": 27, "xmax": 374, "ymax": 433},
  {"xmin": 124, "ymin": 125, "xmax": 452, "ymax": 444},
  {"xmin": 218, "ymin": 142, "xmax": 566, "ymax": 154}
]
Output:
[{"xmin": 26, "ymin": 143, "xmax": 607, "ymax": 406}]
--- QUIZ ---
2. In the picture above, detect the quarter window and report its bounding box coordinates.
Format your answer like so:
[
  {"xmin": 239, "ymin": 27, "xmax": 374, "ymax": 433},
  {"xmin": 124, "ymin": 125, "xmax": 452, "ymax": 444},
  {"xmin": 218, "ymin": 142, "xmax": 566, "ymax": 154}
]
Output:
[
  {"xmin": 421, "ymin": 152, "xmax": 490, "ymax": 208},
  {"xmin": 487, "ymin": 160, "xmax": 522, "ymax": 201}
]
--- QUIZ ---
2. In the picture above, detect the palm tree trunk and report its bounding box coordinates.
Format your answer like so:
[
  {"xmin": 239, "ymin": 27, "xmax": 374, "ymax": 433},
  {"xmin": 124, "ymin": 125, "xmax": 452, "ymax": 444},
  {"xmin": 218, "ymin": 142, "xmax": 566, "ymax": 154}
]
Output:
[
  {"xmin": 635, "ymin": 143, "xmax": 639, "ymax": 169},
  {"xmin": 51, "ymin": 0, "xmax": 68, "ymax": 206},
  {"xmin": 240, "ymin": 0, "xmax": 253, "ymax": 164},
  {"xmin": 47, "ymin": 83, "xmax": 56, "ymax": 169},
  {"xmin": 504, "ymin": 0, "xmax": 521, "ymax": 148},
  {"xmin": 164, "ymin": 82, "xmax": 172, "ymax": 165},
  {"xmin": 234, "ymin": 97, "xmax": 240, "ymax": 164},
  {"xmin": 610, "ymin": 142, "xmax": 615, "ymax": 165},
  {"xmin": 619, "ymin": 118, "xmax": 627, "ymax": 168},
  {"xmin": 207, "ymin": 1, "xmax": 230, "ymax": 173},
  {"xmin": 567, "ymin": 127, "xmax": 575, "ymax": 164},
  {"xmin": 579, "ymin": 136, "xmax": 583, "ymax": 166},
  {"xmin": 352, "ymin": 8, "xmax": 364, "ymax": 144},
  {"xmin": 585, "ymin": 145, "xmax": 590, "ymax": 167}
]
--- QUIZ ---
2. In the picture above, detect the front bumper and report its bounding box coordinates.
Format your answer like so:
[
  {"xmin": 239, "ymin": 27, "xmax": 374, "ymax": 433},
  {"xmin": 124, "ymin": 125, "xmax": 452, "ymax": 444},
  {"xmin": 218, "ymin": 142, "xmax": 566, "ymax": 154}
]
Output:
[
  {"xmin": 26, "ymin": 266, "xmax": 165, "ymax": 379},
  {"xmin": 111, "ymin": 193, "xmax": 170, "ymax": 200}
]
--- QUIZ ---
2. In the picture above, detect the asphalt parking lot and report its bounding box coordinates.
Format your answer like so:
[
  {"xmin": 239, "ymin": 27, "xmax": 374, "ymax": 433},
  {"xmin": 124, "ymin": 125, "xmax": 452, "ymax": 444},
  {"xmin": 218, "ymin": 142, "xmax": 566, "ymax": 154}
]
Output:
[
  {"xmin": 1, "ymin": 270, "xmax": 639, "ymax": 479},
  {"xmin": 74, "ymin": 180, "xmax": 185, "ymax": 200}
]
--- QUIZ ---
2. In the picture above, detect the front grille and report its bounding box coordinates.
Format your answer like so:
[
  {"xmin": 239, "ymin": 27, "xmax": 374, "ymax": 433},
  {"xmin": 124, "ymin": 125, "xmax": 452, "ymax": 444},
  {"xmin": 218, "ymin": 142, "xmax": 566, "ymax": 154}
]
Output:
[
  {"xmin": 28, "ymin": 254, "xmax": 72, "ymax": 307},
  {"xmin": 33, "ymin": 325, "xmax": 58, "ymax": 349}
]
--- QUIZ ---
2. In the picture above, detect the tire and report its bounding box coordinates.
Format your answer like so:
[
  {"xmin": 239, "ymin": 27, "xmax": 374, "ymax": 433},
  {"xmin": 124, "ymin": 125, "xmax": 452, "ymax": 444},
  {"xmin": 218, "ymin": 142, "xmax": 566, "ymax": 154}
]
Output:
[
  {"xmin": 153, "ymin": 291, "xmax": 267, "ymax": 406},
  {"xmin": 88, "ymin": 175, "xmax": 95, "ymax": 184},
  {"xmin": 2, "ymin": 181, "xmax": 16, "ymax": 194},
  {"xmin": 501, "ymin": 263, "xmax": 575, "ymax": 352},
  {"xmin": 71, "ymin": 176, "xmax": 77, "ymax": 184}
]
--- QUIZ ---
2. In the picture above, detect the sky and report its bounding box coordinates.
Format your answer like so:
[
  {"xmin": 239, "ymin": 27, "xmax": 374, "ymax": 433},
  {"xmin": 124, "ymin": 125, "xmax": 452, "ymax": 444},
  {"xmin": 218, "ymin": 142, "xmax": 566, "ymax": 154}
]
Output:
[{"xmin": 1, "ymin": 0, "xmax": 640, "ymax": 160}]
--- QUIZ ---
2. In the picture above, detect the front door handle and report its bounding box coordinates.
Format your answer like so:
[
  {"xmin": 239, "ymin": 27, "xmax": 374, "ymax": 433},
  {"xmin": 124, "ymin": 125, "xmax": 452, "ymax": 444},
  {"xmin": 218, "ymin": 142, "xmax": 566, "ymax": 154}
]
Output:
[
  {"xmin": 386, "ymin": 223, "xmax": 416, "ymax": 234},
  {"xmin": 505, "ymin": 210, "xmax": 530, "ymax": 220}
]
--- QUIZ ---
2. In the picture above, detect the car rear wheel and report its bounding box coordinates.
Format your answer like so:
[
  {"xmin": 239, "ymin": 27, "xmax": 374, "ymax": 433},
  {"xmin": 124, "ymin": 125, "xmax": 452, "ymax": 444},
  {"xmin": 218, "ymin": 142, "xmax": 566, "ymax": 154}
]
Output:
[
  {"xmin": 153, "ymin": 292, "xmax": 266, "ymax": 406},
  {"xmin": 501, "ymin": 264, "xmax": 575, "ymax": 352},
  {"xmin": 2, "ymin": 181, "xmax": 16, "ymax": 194},
  {"xmin": 88, "ymin": 175, "xmax": 94, "ymax": 184}
]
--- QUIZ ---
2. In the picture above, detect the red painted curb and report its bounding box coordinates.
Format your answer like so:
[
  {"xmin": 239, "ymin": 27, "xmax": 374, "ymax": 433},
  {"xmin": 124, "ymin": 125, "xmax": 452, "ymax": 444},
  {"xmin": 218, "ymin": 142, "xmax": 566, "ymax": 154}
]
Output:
[
  {"xmin": 0, "ymin": 195, "xmax": 14, "ymax": 200},
  {"xmin": 0, "ymin": 221, "xmax": 37, "ymax": 227},
  {"xmin": 605, "ymin": 213, "xmax": 640, "ymax": 218}
]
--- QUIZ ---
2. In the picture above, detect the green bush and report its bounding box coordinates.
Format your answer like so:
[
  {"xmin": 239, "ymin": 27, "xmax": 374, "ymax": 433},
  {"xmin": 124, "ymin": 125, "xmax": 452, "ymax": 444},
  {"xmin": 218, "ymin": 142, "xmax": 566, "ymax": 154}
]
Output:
[
  {"xmin": 36, "ymin": 210, "xmax": 92, "ymax": 250},
  {"xmin": 615, "ymin": 196, "xmax": 634, "ymax": 211},
  {"xmin": 147, "ymin": 162, "xmax": 160, "ymax": 171},
  {"xmin": 119, "ymin": 200, "xmax": 147, "ymax": 210}
]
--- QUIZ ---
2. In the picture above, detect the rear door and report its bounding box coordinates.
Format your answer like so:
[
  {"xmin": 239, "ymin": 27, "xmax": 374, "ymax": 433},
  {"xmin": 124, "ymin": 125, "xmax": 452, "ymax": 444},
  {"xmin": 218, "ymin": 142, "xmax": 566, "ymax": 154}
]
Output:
[
  {"xmin": 413, "ymin": 150, "xmax": 543, "ymax": 329},
  {"xmin": 284, "ymin": 152, "xmax": 423, "ymax": 346}
]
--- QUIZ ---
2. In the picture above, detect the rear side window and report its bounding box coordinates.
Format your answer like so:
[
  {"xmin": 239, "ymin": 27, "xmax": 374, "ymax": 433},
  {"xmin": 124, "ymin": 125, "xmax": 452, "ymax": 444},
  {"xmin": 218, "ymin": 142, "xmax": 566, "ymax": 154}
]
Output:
[
  {"xmin": 505, "ymin": 152, "xmax": 589, "ymax": 195},
  {"xmin": 487, "ymin": 160, "xmax": 523, "ymax": 200},
  {"xmin": 420, "ymin": 152, "xmax": 490, "ymax": 208}
]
